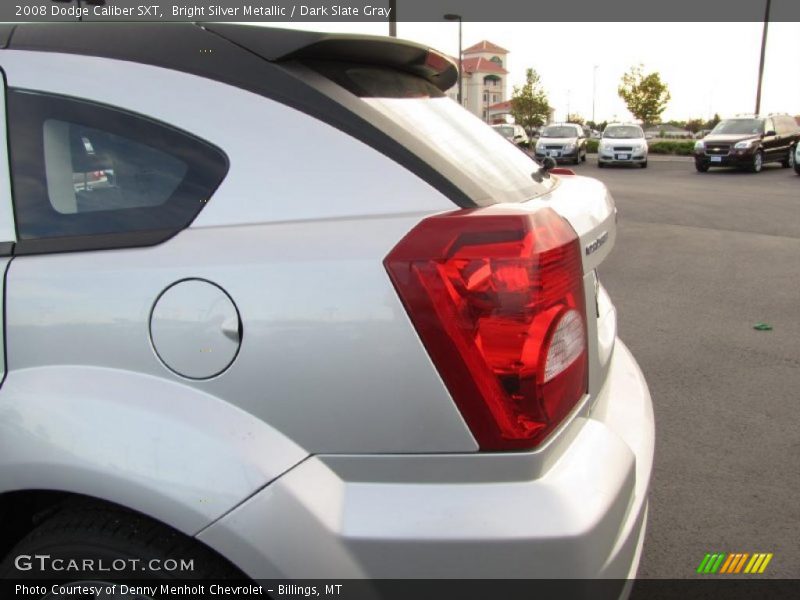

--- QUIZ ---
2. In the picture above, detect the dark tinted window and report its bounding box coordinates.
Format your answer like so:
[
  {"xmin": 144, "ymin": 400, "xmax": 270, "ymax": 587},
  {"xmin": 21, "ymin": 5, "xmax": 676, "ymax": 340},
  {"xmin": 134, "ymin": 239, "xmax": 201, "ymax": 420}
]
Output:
[{"xmin": 8, "ymin": 90, "xmax": 228, "ymax": 254}]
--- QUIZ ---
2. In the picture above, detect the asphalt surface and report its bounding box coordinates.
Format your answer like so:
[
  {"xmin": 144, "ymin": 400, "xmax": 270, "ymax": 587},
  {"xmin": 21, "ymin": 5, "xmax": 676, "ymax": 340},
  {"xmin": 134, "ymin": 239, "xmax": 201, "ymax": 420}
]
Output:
[{"xmin": 565, "ymin": 155, "xmax": 800, "ymax": 578}]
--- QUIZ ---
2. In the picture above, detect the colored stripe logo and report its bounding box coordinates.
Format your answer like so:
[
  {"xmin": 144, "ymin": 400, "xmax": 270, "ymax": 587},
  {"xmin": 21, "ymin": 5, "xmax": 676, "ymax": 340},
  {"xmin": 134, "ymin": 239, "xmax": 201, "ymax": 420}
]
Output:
[{"xmin": 697, "ymin": 552, "xmax": 773, "ymax": 574}]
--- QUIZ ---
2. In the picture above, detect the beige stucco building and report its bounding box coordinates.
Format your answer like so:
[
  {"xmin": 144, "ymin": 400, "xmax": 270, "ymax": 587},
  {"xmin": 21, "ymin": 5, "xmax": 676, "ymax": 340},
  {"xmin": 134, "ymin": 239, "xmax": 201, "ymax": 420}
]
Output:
[{"xmin": 446, "ymin": 40, "xmax": 509, "ymax": 122}]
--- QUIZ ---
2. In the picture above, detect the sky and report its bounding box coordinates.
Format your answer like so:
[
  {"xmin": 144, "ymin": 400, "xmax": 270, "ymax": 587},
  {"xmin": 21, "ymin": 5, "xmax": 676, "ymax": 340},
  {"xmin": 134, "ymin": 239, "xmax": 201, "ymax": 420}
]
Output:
[{"xmin": 264, "ymin": 21, "xmax": 800, "ymax": 124}]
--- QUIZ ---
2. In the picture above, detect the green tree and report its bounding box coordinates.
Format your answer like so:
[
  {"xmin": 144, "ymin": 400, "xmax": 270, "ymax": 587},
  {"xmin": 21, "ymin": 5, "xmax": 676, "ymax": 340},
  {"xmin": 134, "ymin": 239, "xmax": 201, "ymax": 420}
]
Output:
[
  {"xmin": 510, "ymin": 69, "xmax": 551, "ymax": 131},
  {"xmin": 685, "ymin": 118, "xmax": 705, "ymax": 133},
  {"xmin": 705, "ymin": 113, "xmax": 721, "ymax": 130},
  {"xmin": 617, "ymin": 65, "xmax": 671, "ymax": 127}
]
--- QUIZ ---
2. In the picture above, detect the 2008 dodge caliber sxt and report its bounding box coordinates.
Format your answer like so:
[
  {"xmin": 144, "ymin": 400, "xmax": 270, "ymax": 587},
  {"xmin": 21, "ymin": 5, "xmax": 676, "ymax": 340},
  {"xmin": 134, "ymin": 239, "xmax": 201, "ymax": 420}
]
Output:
[{"xmin": 0, "ymin": 23, "xmax": 654, "ymax": 583}]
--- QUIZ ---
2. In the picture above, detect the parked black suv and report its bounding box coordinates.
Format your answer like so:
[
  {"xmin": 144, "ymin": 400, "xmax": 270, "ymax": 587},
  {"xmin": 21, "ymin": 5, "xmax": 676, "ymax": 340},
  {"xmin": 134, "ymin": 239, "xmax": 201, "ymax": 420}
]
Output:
[{"xmin": 694, "ymin": 114, "xmax": 799, "ymax": 173}]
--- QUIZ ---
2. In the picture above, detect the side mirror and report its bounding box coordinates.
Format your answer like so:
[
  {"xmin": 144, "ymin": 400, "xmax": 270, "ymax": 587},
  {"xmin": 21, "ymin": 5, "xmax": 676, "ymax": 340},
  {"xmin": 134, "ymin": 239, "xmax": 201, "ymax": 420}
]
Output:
[{"xmin": 765, "ymin": 130, "xmax": 777, "ymax": 137}]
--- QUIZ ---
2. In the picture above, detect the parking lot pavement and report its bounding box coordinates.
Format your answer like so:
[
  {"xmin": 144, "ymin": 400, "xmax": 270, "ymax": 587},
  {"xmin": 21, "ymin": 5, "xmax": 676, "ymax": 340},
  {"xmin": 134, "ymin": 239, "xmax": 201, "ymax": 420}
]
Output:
[{"xmin": 573, "ymin": 159, "xmax": 800, "ymax": 578}]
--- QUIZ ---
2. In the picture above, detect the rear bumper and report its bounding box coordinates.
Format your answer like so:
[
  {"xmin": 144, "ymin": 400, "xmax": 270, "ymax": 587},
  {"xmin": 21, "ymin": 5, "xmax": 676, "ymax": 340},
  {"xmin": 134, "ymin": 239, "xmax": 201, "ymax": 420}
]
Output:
[{"xmin": 198, "ymin": 339, "xmax": 654, "ymax": 579}]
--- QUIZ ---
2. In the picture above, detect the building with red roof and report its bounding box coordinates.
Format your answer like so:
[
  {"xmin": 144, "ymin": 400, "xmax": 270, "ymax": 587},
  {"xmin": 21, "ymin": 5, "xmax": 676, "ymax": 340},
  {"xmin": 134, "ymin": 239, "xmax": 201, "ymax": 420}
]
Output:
[{"xmin": 446, "ymin": 40, "xmax": 510, "ymax": 122}]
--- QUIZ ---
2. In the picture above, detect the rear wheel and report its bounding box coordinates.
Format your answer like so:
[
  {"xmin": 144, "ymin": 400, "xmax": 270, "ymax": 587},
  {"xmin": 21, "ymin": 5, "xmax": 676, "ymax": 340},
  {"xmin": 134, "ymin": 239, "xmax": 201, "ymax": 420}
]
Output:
[
  {"xmin": 0, "ymin": 501, "xmax": 242, "ymax": 581},
  {"xmin": 695, "ymin": 161, "xmax": 709, "ymax": 173},
  {"xmin": 750, "ymin": 150, "xmax": 764, "ymax": 173}
]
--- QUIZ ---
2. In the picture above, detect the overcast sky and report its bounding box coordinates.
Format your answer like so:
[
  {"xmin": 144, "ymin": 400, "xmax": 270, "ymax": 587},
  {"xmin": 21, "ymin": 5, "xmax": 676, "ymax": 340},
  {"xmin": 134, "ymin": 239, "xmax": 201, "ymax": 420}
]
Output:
[{"xmin": 267, "ymin": 21, "xmax": 799, "ymax": 123}]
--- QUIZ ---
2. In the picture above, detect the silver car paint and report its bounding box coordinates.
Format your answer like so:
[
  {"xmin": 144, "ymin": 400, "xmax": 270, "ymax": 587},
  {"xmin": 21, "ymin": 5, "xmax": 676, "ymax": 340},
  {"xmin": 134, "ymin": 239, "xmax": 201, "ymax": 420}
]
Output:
[
  {"xmin": 0, "ymin": 49, "xmax": 478, "ymax": 497},
  {"xmin": 0, "ymin": 365, "xmax": 307, "ymax": 535},
  {"xmin": 0, "ymin": 70, "xmax": 15, "ymax": 244},
  {"xmin": 0, "ymin": 45, "xmax": 653, "ymax": 578},
  {"xmin": 5, "ymin": 220, "xmax": 478, "ymax": 454},
  {"xmin": 198, "ymin": 340, "xmax": 654, "ymax": 578}
]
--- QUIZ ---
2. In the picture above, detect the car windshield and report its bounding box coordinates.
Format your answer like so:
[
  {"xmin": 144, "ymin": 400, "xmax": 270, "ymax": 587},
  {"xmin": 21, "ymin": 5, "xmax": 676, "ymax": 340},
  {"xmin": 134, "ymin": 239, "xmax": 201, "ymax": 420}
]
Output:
[
  {"xmin": 493, "ymin": 126, "xmax": 515, "ymax": 137},
  {"xmin": 541, "ymin": 126, "xmax": 578, "ymax": 138},
  {"xmin": 711, "ymin": 119, "xmax": 763, "ymax": 135},
  {"xmin": 603, "ymin": 126, "xmax": 643, "ymax": 139}
]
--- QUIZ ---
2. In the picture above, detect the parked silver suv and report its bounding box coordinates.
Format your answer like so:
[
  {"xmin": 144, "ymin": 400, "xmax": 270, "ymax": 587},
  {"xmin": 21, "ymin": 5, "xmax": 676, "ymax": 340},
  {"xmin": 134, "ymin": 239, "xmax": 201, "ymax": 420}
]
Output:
[{"xmin": 0, "ymin": 23, "xmax": 654, "ymax": 583}]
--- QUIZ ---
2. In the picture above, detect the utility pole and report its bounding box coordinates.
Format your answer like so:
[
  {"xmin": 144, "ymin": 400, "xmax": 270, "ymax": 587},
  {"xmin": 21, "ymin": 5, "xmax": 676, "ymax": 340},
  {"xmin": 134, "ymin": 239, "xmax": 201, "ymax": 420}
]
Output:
[
  {"xmin": 566, "ymin": 89, "xmax": 571, "ymax": 121},
  {"xmin": 444, "ymin": 14, "xmax": 463, "ymax": 106},
  {"xmin": 592, "ymin": 65, "xmax": 598, "ymax": 124},
  {"xmin": 755, "ymin": 0, "xmax": 771, "ymax": 115}
]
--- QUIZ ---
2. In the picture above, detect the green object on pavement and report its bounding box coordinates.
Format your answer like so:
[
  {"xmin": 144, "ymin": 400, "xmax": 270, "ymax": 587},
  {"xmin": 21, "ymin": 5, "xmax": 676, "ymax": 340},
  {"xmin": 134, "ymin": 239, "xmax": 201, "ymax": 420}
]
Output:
[{"xmin": 753, "ymin": 322, "xmax": 773, "ymax": 331}]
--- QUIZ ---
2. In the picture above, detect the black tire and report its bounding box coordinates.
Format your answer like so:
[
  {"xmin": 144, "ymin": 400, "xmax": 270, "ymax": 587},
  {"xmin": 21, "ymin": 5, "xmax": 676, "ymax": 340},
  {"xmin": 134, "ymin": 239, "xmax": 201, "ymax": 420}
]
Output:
[
  {"xmin": 749, "ymin": 150, "xmax": 764, "ymax": 173},
  {"xmin": 0, "ymin": 501, "xmax": 243, "ymax": 581},
  {"xmin": 783, "ymin": 145, "xmax": 796, "ymax": 169},
  {"xmin": 695, "ymin": 161, "xmax": 709, "ymax": 173},
  {"xmin": 640, "ymin": 160, "xmax": 648, "ymax": 169},
  {"xmin": 597, "ymin": 161, "xmax": 605, "ymax": 168},
  {"xmin": 581, "ymin": 149, "xmax": 587, "ymax": 163}
]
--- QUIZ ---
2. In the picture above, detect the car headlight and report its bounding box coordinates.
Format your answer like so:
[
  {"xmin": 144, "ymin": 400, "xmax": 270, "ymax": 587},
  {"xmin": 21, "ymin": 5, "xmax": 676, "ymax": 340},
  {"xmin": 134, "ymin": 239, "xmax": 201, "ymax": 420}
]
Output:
[
  {"xmin": 563, "ymin": 143, "xmax": 575, "ymax": 152},
  {"xmin": 694, "ymin": 140, "xmax": 704, "ymax": 151},
  {"xmin": 734, "ymin": 140, "xmax": 756, "ymax": 149}
]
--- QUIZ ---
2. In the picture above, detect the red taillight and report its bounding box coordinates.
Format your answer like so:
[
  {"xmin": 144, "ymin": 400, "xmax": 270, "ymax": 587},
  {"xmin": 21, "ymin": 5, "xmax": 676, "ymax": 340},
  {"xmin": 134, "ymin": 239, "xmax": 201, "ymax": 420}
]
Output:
[{"xmin": 385, "ymin": 208, "xmax": 587, "ymax": 451}]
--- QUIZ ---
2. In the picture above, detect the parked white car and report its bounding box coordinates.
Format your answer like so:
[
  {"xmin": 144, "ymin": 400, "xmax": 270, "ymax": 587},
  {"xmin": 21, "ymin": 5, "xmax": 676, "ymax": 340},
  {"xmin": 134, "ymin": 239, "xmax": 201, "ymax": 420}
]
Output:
[
  {"xmin": 492, "ymin": 123, "xmax": 529, "ymax": 146},
  {"xmin": 534, "ymin": 123, "xmax": 588, "ymax": 164},
  {"xmin": 0, "ymin": 23, "xmax": 654, "ymax": 583},
  {"xmin": 598, "ymin": 123, "xmax": 649, "ymax": 168}
]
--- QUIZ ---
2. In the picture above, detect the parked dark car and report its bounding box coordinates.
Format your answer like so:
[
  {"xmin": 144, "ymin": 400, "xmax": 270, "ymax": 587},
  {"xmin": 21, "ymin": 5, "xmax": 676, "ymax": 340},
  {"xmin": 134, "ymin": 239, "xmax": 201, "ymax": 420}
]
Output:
[{"xmin": 694, "ymin": 114, "xmax": 799, "ymax": 173}]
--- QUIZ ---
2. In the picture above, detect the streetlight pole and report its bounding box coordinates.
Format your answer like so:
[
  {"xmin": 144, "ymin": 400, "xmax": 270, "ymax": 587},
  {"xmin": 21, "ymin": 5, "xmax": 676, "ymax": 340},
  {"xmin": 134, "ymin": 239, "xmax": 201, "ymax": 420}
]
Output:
[
  {"xmin": 754, "ymin": 0, "xmax": 771, "ymax": 115},
  {"xmin": 592, "ymin": 65, "xmax": 598, "ymax": 124},
  {"xmin": 389, "ymin": 0, "xmax": 396, "ymax": 37},
  {"xmin": 566, "ymin": 89, "xmax": 571, "ymax": 121},
  {"xmin": 444, "ymin": 14, "xmax": 463, "ymax": 106}
]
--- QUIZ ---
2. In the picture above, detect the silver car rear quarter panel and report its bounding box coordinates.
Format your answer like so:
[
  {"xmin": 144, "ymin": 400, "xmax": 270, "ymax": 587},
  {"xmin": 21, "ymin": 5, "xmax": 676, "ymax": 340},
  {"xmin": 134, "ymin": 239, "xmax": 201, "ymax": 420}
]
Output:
[
  {"xmin": 0, "ymin": 49, "xmax": 476, "ymax": 533},
  {"xmin": 0, "ymin": 51, "xmax": 476, "ymax": 455},
  {"xmin": 197, "ymin": 340, "xmax": 654, "ymax": 578}
]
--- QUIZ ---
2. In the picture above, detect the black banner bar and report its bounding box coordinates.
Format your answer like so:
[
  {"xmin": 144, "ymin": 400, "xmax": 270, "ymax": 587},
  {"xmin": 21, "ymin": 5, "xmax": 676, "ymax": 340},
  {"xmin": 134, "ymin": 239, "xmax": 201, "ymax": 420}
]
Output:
[
  {"xmin": 3, "ymin": 579, "xmax": 800, "ymax": 600},
  {"xmin": 4, "ymin": 0, "xmax": 800, "ymax": 22}
]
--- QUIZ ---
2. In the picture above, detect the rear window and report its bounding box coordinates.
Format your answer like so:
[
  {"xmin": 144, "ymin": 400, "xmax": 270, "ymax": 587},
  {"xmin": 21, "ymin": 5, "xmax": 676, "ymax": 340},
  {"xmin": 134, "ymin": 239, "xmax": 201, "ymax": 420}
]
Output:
[{"xmin": 312, "ymin": 64, "xmax": 553, "ymax": 204}]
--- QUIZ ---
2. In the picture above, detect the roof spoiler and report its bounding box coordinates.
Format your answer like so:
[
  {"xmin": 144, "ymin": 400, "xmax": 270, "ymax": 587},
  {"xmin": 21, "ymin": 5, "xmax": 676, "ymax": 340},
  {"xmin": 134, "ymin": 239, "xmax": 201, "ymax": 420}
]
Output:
[{"xmin": 203, "ymin": 24, "xmax": 458, "ymax": 92}]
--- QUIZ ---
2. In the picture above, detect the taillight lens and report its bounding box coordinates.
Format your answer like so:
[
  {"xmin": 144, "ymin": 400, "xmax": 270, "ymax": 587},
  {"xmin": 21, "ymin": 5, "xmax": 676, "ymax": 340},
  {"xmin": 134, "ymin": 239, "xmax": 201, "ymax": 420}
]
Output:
[{"xmin": 385, "ymin": 208, "xmax": 587, "ymax": 451}]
